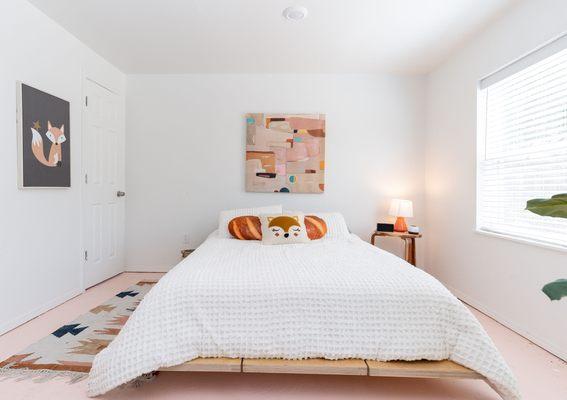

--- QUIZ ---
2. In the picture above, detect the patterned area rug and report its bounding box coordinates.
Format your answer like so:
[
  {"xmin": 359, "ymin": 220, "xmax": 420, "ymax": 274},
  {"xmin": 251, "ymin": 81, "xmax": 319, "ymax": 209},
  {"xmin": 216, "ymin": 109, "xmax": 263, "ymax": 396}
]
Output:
[{"xmin": 0, "ymin": 280, "xmax": 156, "ymax": 383}]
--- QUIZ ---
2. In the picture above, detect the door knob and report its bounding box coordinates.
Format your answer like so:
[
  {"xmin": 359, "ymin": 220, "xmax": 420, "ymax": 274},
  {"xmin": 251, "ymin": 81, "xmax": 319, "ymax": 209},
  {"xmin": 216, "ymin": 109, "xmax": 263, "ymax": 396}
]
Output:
[{"xmin": 117, "ymin": 191, "xmax": 126, "ymax": 197}]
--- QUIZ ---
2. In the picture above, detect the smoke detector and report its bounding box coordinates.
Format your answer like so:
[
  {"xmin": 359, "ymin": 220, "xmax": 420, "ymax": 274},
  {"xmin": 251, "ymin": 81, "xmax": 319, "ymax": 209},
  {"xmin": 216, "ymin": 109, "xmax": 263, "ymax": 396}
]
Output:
[{"xmin": 282, "ymin": 6, "xmax": 308, "ymax": 21}]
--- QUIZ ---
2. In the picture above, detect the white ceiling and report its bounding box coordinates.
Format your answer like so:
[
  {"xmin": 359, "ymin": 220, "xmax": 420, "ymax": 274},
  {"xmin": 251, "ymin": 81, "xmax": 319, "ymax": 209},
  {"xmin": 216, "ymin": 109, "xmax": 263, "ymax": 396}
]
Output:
[{"xmin": 27, "ymin": 0, "xmax": 517, "ymax": 74}]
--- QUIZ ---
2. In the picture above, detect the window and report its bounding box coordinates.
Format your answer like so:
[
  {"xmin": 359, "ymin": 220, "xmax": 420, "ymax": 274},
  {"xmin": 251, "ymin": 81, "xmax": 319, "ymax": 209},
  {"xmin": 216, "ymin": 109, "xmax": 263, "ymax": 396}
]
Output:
[{"xmin": 477, "ymin": 36, "xmax": 567, "ymax": 249}]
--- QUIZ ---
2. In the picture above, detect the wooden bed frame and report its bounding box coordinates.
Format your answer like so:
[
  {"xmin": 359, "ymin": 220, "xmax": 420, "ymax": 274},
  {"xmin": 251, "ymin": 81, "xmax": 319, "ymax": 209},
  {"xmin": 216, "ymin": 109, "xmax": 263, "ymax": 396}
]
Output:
[{"xmin": 159, "ymin": 357, "xmax": 482, "ymax": 381}]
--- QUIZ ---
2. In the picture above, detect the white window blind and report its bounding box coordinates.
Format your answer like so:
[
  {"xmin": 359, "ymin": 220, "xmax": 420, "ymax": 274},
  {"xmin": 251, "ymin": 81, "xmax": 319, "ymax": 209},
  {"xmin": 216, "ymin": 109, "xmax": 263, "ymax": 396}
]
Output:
[{"xmin": 477, "ymin": 37, "xmax": 567, "ymax": 249}]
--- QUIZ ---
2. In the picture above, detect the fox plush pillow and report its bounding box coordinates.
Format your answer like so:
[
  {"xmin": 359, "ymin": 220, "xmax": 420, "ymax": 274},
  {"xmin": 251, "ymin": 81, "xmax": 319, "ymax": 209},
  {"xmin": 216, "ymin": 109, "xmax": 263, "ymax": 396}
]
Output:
[{"xmin": 259, "ymin": 214, "xmax": 310, "ymax": 245}]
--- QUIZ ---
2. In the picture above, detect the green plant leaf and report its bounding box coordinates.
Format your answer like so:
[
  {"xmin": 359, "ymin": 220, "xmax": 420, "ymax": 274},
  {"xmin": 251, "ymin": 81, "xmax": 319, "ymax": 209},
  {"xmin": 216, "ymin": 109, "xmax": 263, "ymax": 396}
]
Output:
[
  {"xmin": 542, "ymin": 279, "xmax": 567, "ymax": 301},
  {"xmin": 525, "ymin": 193, "xmax": 567, "ymax": 218}
]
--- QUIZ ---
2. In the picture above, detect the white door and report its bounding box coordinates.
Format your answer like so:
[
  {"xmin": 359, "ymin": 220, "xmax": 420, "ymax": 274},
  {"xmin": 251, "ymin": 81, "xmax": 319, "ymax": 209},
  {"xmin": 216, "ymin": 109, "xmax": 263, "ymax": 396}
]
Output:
[{"xmin": 83, "ymin": 78, "xmax": 125, "ymax": 288}]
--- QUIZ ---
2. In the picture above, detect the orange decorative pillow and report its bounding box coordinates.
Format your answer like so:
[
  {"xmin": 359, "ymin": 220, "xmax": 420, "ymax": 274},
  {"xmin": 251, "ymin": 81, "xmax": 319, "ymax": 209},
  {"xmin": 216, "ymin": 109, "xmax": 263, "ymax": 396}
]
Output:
[
  {"xmin": 228, "ymin": 215, "xmax": 327, "ymax": 241},
  {"xmin": 228, "ymin": 215, "xmax": 262, "ymax": 240},
  {"xmin": 304, "ymin": 215, "xmax": 327, "ymax": 240}
]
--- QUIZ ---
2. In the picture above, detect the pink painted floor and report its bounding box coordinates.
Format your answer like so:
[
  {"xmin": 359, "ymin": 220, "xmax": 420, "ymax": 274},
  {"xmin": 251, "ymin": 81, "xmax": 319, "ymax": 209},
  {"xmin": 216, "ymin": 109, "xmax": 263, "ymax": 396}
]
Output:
[{"xmin": 0, "ymin": 272, "xmax": 565, "ymax": 400}]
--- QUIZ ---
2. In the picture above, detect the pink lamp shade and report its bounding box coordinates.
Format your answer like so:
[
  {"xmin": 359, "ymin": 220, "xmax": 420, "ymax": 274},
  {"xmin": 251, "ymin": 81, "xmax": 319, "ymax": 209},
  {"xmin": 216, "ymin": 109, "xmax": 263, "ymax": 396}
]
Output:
[{"xmin": 389, "ymin": 199, "xmax": 413, "ymax": 232}]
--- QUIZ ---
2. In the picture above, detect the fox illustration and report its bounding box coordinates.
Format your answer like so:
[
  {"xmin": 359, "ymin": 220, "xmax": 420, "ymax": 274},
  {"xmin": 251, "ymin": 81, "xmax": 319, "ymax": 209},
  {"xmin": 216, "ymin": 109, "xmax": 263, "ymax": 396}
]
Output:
[
  {"xmin": 267, "ymin": 215, "xmax": 303, "ymax": 239},
  {"xmin": 30, "ymin": 121, "xmax": 66, "ymax": 167}
]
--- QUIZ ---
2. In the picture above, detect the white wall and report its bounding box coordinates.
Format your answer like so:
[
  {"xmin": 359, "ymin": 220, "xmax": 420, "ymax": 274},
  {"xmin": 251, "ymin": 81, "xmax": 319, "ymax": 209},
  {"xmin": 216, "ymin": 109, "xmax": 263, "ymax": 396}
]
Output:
[
  {"xmin": 425, "ymin": 0, "xmax": 567, "ymax": 360},
  {"xmin": 126, "ymin": 74, "xmax": 426, "ymax": 271},
  {"xmin": 0, "ymin": 0, "xmax": 125, "ymax": 334}
]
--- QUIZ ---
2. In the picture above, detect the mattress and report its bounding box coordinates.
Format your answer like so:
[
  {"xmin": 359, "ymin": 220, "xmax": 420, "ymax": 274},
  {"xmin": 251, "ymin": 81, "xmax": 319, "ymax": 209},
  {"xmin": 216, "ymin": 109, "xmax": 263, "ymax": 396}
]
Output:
[{"xmin": 88, "ymin": 232, "xmax": 519, "ymax": 399}]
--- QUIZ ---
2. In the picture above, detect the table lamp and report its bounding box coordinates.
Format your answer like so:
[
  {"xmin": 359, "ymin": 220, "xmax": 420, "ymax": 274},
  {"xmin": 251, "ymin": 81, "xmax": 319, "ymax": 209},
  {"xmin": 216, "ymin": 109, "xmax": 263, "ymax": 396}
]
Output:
[{"xmin": 389, "ymin": 199, "xmax": 413, "ymax": 232}]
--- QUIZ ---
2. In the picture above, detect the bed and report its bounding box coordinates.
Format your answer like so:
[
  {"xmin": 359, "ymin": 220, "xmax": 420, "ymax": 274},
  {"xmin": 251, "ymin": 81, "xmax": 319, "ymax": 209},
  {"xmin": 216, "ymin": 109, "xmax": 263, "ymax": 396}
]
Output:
[{"xmin": 87, "ymin": 213, "xmax": 520, "ymax": 400}]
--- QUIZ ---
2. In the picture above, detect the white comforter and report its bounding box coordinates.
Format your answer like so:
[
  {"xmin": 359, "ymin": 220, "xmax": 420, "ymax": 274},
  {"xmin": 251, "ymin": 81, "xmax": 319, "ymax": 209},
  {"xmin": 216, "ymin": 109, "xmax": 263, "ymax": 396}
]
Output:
[{"xmin": 88, "ymin": 233, "xmax": 520, "ymax": 399}]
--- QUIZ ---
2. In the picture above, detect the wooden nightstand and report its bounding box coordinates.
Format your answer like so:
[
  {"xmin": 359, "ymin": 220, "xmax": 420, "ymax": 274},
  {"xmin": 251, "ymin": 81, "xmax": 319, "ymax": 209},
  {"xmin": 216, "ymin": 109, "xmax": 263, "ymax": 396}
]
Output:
[
  {"xmin": 371, "ymin": 231, "xmax": 422, "ymax": 266},
  {"xmin": 181, "ymin": 249, "xmax": 195, "ymax": 259}
]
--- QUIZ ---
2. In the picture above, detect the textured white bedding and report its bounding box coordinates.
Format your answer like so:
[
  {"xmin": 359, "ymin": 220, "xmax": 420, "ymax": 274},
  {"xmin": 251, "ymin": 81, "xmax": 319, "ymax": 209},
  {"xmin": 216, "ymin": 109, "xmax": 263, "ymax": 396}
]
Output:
[{"xmin": 88, "ymin": 233, "xmax": 520, "ymax": 399}]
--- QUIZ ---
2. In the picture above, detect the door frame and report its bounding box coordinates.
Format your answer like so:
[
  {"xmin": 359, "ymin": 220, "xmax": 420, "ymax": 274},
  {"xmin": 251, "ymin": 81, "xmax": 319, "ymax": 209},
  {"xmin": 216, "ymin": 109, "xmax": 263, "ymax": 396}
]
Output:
[{"xmin": 81, "ymin": 73, "xmax": 125, "ymax": 289}]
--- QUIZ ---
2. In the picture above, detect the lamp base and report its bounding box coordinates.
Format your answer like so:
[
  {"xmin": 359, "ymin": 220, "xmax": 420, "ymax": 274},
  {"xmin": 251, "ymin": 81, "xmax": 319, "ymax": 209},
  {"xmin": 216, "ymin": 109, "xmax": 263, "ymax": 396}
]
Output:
[{"xmin": 394, "ymin": 217, "xmax": 407, "ymax": 232}]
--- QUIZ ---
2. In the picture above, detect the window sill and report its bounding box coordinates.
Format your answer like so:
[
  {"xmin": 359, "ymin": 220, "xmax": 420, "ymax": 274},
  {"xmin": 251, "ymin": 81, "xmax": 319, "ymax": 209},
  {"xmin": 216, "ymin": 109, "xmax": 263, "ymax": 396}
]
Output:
[{"xmin": 474, "ymin": 229, "xmax": 567, "ymax": 254}]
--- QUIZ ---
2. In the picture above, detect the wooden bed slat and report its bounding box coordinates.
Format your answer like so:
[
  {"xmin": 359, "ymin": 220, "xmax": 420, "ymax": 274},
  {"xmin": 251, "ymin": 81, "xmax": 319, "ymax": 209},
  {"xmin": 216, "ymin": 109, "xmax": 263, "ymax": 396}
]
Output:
[
  {"xmin": 242, "ymin": 358, "xmax": 368, "ymax": 375},
  {"xmin": 159, "ymin": 357, "xmax": 241, "ymax": 372},
  {"xmin": 365, "ymin": 360, "xmax": 482, "ymax": 379},
  {"xmin": 158, "ymin": 357, "xmax": 481, "ymax": 381}
]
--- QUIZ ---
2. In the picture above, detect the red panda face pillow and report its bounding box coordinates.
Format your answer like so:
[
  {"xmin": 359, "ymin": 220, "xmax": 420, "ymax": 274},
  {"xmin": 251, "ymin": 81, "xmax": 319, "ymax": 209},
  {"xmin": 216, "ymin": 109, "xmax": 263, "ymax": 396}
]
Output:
[{"xmin": 259, "ymin": 214, "xmax": 310, "ymax": 245}]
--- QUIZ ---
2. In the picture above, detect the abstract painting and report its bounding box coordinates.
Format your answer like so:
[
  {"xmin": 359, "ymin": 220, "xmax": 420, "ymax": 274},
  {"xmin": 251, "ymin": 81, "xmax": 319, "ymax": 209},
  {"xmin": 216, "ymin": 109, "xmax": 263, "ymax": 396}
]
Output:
[
  {"xmin": 17, "ymin": 82, "xmax": 70, "ymax": 188},
  {"xmin": 245, "ymin": 113, "xmax": 325, "ymax": 193}
]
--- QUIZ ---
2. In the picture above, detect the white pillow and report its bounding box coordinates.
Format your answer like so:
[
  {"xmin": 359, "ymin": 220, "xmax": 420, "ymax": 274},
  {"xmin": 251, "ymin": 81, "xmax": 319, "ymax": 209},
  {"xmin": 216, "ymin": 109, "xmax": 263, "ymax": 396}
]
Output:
[
  {"xmin": 218, "ymin": 205, "xmax": 282, "ymax": 238},
  {"xmin": 259, "ymin": 213, "xmax": 310, "ymax": 245},
  {"xmin": 285, "ymin": 211, "xmax": 350, "ymax": 240}
]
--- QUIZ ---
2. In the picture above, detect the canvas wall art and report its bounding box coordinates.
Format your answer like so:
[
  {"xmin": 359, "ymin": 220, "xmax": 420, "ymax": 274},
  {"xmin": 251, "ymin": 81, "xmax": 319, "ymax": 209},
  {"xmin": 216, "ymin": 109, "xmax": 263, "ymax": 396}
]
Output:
[
  {"xmin": 17, "ymin": 82, "xmax": 70, "ymax": 188},
  {"xmin": 245, "ymin": 113, "xmax": 325, "ymax": 193}
]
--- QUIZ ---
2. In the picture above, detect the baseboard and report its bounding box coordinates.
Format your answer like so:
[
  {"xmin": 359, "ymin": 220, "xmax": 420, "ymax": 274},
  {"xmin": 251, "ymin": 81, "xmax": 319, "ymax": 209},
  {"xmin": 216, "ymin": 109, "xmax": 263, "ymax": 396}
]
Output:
[
  {"xmin": 125, "ymin": 265, "xmax": 173, "ymax": 273},
  {"xmin": 444, "ymin": 282, "xmax": 567, "ymax": 361},
  {"xmin": 0, "ymin": 287, "xmax": 84, "ymax": 336}
]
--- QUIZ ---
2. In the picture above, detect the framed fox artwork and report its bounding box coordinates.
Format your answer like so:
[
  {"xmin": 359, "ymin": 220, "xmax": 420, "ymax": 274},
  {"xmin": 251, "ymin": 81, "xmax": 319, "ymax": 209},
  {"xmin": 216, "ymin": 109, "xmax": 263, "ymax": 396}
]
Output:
[{"xmin": 17, "ymin": 82, "xmax": 70, "ymax": 188}]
